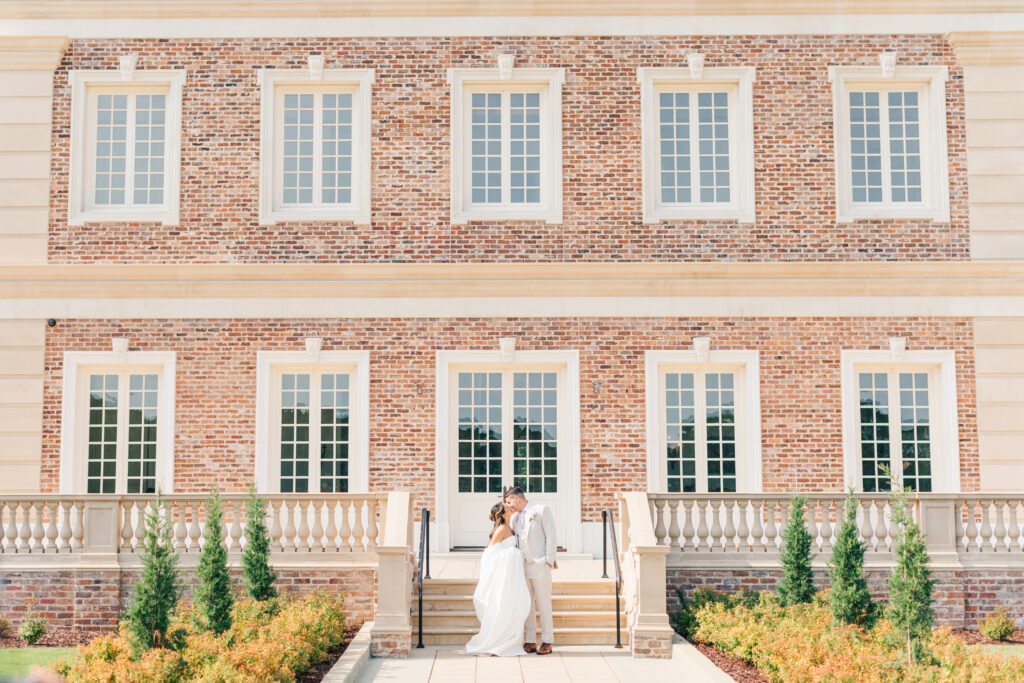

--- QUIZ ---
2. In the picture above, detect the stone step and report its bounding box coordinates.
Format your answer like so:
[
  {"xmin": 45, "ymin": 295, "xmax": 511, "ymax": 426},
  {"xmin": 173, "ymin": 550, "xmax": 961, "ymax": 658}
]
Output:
[
  {"xmin": 417, "ymin": 610, "xmax": 620, "ymax": 629},
  {"xmin": 419, "ymin": 593, "xmax": 618, "ymax": 611},
  {"xmin": 421, "ymin": 578, "xmax": 617, "ymax": 596},
  {"xmin": 418, "ymin": 626, "xmax": 630, "ymax": 646}
]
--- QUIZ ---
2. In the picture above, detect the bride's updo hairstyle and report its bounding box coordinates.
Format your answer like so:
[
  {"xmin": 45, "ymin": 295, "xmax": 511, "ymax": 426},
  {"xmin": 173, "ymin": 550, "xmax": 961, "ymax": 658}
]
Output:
[{"xmin": 489, "ymin": 502, "xmax": 506, "ymax": 532}]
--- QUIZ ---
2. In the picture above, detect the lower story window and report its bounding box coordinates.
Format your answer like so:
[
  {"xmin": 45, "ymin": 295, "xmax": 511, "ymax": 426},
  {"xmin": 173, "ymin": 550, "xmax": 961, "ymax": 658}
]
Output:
[
  {"xmin": 277, "ymin": 371, "xmax": 351, "ymax": 493},
  {"xmin": 857, "ymin": 370, "xmax": 933, "ymax": 492},
  {"xmin": 85, "ymin": 371, "xmax": 160, "ymax": 493},
  {"xmin": 664, "ymin": 371, "xmax": 737, "ymax": 493}
]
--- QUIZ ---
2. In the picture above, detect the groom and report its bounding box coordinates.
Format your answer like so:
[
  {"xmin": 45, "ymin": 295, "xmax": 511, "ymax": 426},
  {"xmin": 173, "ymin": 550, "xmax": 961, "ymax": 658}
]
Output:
[{"xmin": 504, "ymin": 486, "xmax": 556, "ymax": 655}]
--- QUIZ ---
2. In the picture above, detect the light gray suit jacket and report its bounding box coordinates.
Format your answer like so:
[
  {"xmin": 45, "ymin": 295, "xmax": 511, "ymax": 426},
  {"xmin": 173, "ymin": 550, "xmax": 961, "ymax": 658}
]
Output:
[{"xmin": 513, "ymin": 502, "xmax": 557, "ymax": 574}]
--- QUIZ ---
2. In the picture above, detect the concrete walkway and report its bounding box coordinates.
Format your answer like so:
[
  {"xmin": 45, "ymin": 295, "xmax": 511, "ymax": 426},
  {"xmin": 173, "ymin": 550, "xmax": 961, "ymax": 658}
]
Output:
[{"xmin": 354, "ymin": 638, "xmax": 733, "ymax": 683}]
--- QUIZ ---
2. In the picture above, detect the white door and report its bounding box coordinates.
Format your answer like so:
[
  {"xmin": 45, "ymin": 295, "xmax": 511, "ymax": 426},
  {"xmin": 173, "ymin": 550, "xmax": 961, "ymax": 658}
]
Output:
[{"xmin": 450, "ymin": 366, "xmax": 567, "ymax": 548}]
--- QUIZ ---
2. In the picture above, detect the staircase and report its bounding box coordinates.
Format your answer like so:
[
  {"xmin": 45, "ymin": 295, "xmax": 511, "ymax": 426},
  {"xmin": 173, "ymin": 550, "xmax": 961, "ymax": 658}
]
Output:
[{"xmin": 417, "ymin": 576, "xmax": 627, "ymax": 646}]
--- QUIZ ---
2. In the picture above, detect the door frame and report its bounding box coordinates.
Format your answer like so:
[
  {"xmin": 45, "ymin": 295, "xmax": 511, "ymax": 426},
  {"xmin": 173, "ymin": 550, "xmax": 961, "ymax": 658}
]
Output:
[{"xmin": 435, "ymin": 348, "xmax": 581, "ymax": 553}]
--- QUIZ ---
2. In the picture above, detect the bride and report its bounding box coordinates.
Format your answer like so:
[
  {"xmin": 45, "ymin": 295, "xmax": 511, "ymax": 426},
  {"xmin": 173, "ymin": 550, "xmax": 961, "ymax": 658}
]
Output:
[{"xmin": 464, "ymin": 502, "xmax": 531, "ymax": 657}]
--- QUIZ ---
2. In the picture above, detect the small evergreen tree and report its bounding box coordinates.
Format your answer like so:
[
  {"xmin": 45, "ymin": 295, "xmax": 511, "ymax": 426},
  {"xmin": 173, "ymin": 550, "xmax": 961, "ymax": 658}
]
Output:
[
  {"xmin": 828, "ymin": 489, "xmax": 876, "ymax": 627},
  {"xmin": 194, "ymin": 486, "xmax": 233, "ymax": 633},
  {"xmin": 777, "ymin": 493, "xmax": 815, "ymax": 606},
  {"xmin": 242, "ymin": 483, "xmax": 277, "ymax": 601},
  {"xmin": 124, "ymin": 492, "xmax": 181, "ymax": 652},
  {"xmin": 887, "ymin": 478, "xmax": 934, "ymax": 666}
]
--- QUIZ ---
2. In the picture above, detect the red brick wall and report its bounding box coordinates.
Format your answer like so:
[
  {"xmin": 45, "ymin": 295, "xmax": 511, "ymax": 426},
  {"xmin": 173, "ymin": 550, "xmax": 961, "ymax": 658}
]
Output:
[
  {"xmin": 47, "ymin": 35, "xmax": 968, "ymax": 263},
  {"xmin": 41, "ymin": 317, "xmax": 978, "ymax": 517}
]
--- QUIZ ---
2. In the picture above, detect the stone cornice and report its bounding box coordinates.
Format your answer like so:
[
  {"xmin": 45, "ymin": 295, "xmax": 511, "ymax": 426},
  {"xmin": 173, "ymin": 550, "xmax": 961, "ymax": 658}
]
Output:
[
  {"xmin": 0, "ymin": 36, "xmax": 69, "ymax": 70},
  {"xmin": 948, "ymin": 31, "xmax": 1024, "ymax": 64}
]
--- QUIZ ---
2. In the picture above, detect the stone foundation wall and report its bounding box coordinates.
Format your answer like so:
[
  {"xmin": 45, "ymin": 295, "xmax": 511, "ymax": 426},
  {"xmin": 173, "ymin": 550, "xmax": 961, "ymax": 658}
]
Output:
[
  {"xmin": 666, "ymin": 567, "xmax": 1024, "ymax": 629},
  {"xmin": 0, "ymin": 566, "xmax": 376, "ymax": 631}
]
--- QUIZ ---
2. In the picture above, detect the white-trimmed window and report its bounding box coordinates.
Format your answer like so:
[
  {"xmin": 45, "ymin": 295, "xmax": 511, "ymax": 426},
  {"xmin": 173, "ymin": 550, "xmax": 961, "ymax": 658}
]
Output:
[
  {"xmin": 68, "ymin": 68, "xmax": 184, "ymax": 226},
  {"xmin": 645, "ymin": 349, "xmax": 762, "ymax": 493},
  {"xmin": 60, "ymin": 347, "xmax": 176, "ymax": 494},
  {"xmin": 449, "ymin": 63, "xmax": 564, "ymax": 224},
  {"xmin": 829, "ymin": 65, "xmax": 949, "ymax": 222},
  {"xmin": 255, "ymin": 348, "xmax": 370, "ymax": 493},
  {"xmin": 258, "ymin": 68, "xmax": 374, "ymax": 225},
  {"xmin": 639, "ymin": 66, "xmax": 756, "ymax": 223},
  {"xmin": 841, "ymin": 347, "xmax": 959, "ymax": 493}
]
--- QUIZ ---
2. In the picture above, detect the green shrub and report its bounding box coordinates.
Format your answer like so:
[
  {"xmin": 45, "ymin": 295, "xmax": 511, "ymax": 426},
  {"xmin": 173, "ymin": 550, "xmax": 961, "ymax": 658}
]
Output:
[
  {"xmin": 194, "ymin": 486, "xmax": 234, "ymax": 634},
  {"xmin": 672, "ymin": 587, "xmax": 759, "ymax": 640},
  {"xmin": 980, "ymin": 609, "xmax": 1016, "ymax": 641},
  {"xmin": 242, "ymin": 483, "xmax": 278, "ymax": 601},
  {"xmin": 828, "ymin": 490, "xmax": 877, "ymax": 628},
  {"xmin": 0, "ymin": 616, "xmax": 11, "ymax": 638},
  {"xmin": 124, "ymin": 492, "xmax": 182, "ymax": 653},
  {"xmin": 886, "ymin": 481, "xmax": 934, "ymax": 667},
  {"xmin": 18, "ymin": 609, "xmax": 47, "ymax": 645},
  {"xmin": 778, "ymin": 493, "xmax": 814, "ymax": 607}
]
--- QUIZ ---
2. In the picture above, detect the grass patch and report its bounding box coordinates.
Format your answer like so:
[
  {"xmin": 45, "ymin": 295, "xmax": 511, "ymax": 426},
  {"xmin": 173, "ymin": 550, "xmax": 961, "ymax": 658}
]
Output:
[
  {"xmin": 0, "ymin": 647, "xmax": 77, "ymax": 677},
  {"xmin": 979, "ymin": 644, "xmax": 1024, "ymax": 660}
]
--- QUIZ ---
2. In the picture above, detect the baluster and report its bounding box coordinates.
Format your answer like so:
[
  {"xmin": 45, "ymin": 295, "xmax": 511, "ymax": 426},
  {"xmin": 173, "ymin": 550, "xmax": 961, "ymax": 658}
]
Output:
[
  {"xmin": 174, "ymin": 501, "xmax": 188, "ymax": 550},
  {"xmin": 979, "ymin": 500, "xmax": 993, "ymax": 552},
  {"xmin": 17, "ymin": 502, "xmax": 31, "ymax": 552},
  {"xmin": 282, "ymin": 500, "xmax": 297, "ymax": 551},
  {"xmin": 366, "ymin": 498, "xmax": 379, "ymax": 549},
  {"xmin": 268, "ymin": 499, "xmax": 283, "ymax": 551},
  {"xmin": 722, "ymin": 499, "xmax": 736, "ymax": 551},
  {"xmin": 869, "ymin": 500, "xmax": 884, "ymax": 552},
  {"xmin": 736, "ymin": 500, "xmax": 750, "ymax": 552},
  {"xmin": 338, "ymin": 501, "xmax": 352, "ymax": 551},
  {"xmin": 29, "ymin": 502, "xmax": 44, "ymax": 552},
  {"xmin": 886, "ymin": 501, "xmax": 900, "ymax": 553},
  {"xmin": 667, "ymin": 499, "xmax": 681, "ymax": 552},
  {"xmin": 44, "ymin": 502, "xmax": 58, "ymax": 553},
  {"xmin": 121, "ymin": 501, "xmax": 135, "ymax": 550},
  {"xmin": 696, "ymin": 500, "xmax": 710, "ymax": 551},
  {"xmin": 1, "ymin": 502, "xmax": 12, "ymax": 552},
  {"xmin": 59, "ymin": 501, "xmax": 72, "ymax": 552},
  {"xmin": 324, "ymin": 500, "xmax": 338, "ymax": 551},
  {"xmin": 965, "ymin": 499, "xmax": 979, "ymax": 552},
  {"xmin": 653, "ymin": 499, "xmax": 667, "ymax": 546},
  {"xmin": 296, "ymin": 500, "xmax": 311, "ymax": 552},
  {"xmin": 993, "ymin": 500, "xmax": 1007, "ymax": 552},
  {"xmin": 764, "ymin": 500, "xmax": 778, "ymax": 552},
  {"xmin": 227, "ymin": 500, "xmax": 241, "ymax": 552},
  {"xmin": 750, "ymin": 500, "xmax": 764, "ymax": 551},
  {"xmin": 954, "ymin": 499, "xmax": 966, "ymax": 552},
  {"xmin": 1008, "ymin": 501, "xmax": 1022, "ymax": 552},
  {"xmin": 857, "ymin": 499, "xmax": 872, "ymax": 550},
  {"xmin": 71, "ymin": 501, "xmax": 84, "ymax": 551},
  {"xmin": 807, "ymin": 499, "xmax": 821, "ymax": 554},
  {"xmin": 188, "ymin": 503, "xmax": 202, "ymax": 551},
  {"xmin": 133, "ymin": 501, "xmax": 147, "ymax": 551},
  {"xmin": 308, "ymin": 499, "xmax": 324, "ymax": 551},
  {"xmin": 352, "ymin": 500, "xmax": 365, "ymax": 552},
  {"xmin": 819, "ymin": 500, "xmax": 833, "ymax": 554},
  {"xmin": 680, "ymin": 500, "xmax": 695, "ymax": 552},
  {"xmin": 708, "ymin": 500, "xmax": 722, "ymax": 551}
]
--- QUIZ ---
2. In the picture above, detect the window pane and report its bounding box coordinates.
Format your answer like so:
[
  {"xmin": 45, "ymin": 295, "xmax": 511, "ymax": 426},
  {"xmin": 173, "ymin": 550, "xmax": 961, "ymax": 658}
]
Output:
[
  {"xmin": 887, "ymin": 91, "xmax": 922, "ymax": 203},
  {"xmin": 87, "ymin": 374, "xmax": 119, "ymax": 493},
  {"xmin": 126, "ymin": 374, "xmax": 158, "ymax": 494},
  {"xmin": 280, "ymin": 373, "xmax": 311, "ymax": 492},
  {"xmin": 658, "ymin": 91, "xmax": 691, "ymax": 203},
  {"xmin": 706, "ymin": 372, "xmax": 737, "ymax": 493},
  {"xmin": 898, "ymin": 372, "xmax": 932, "ymax": 492},
  {"xmin": 282, "ymin": 93, "xmax": 315, "ymax": 205},
  {"xmin": 132, "ymin": 93, "xmax": 166, "ymax": 206},
  {"xmin": 697, "ymin": 91, "xmax": 730, "ymax": 203},
  {"xmin": 94, "ymin": 94, "xmax": 128, "ymax": 206},
  {"xmin": 849, "ymin": 91, "xmax": 883, "ymax": 204},
  {"xmin": 513, "ymin": 372, "xmax": 557, "ymax": 494},
  {"xmin": 509, "ymin": 92, "xmax": 541, "ymax": 204},
  {"xmin": 665, "ymin": 372, "xmax": 696, "ymax": 493},
  {"xmin": 470, "ymin": 92, "xmax": 502, "ymax": 204},
  {"xmin": 319, "ymin": 373, "xmax": 350, "ymax": 493},
  {"xmin": 458, "ymin": 372, "xmax": 502, "ymax": 493},
  {"xmin": 858, "ymin": 372, "xmax": 891, "ymax": 492},
  {"xmin": 321, "ymin": 93, "xmax": 353, "ymax": 205}
]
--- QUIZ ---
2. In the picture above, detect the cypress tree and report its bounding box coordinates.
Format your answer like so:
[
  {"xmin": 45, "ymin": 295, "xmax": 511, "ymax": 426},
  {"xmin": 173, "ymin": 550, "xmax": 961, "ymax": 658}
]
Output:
[
  {"xmin": 194, "ymin": 486, "xmax": 234, "ymax": 633},
  {"xmin": 828, "ymin": 490, "xmax": 876, "ymax": 627},
  {"xmin": 887, "ymin": 481, "xmax": 934, "ymax": 666},
  {"xmin": 124, "ymin": 492, "xmax": 181, "ymax": 652},
  {"xmin": 777, "ymin": 493, "xmax": 815, "ymax": 606},
  {"xmin": 242, "ymin": 483, "xmax": 277, "ymax": 601}
]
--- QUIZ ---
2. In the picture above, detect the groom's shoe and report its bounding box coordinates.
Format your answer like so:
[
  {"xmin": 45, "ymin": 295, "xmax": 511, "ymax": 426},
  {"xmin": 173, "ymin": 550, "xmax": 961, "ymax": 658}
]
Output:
[
  {"xmin": 523, "ymin": 643, "xmax": 537, "ymax": 654},
  {"xmin": 537, "ymin": 643, "xmax": 553, "ymax": 655}
]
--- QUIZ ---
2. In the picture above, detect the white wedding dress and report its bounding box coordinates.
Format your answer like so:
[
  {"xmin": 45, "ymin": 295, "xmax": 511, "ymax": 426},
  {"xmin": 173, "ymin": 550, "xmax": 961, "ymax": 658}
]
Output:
[{"xmin": 464, "ymin": 534, "xmax": 531, "ymax": 657}]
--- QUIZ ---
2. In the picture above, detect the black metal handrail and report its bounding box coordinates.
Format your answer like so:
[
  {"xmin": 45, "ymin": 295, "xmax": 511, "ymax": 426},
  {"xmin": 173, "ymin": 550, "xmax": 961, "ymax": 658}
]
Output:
[
  {"xmin": 601, "ymin": 508, "xmax": 624, "ymax": 649},
  {"xmin": 416, "ymin": 508, "xmax": 431, "ymax": 649}
]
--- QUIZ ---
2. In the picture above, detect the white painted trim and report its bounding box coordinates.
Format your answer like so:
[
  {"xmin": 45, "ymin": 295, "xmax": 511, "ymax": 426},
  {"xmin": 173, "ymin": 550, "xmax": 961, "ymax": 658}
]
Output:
[
  {"xmin": 59, "ymin": 350, "xmax": 176, "ymax": 494},
  {"xmin": 644, "ymin": 349, "xmax": 762, "ymax": 493},
  {"xmin": 638, "ymin": 66, "xmax": 756, "ymax": 223},
  {"xmin": 254, "ymin": 349, "xmax": 370, "ymax": 494},
  {"xmin": 68, "ymin": 69, "xmax": 185, "ymax": 227},
  {"xmin": 448, "ymin": 67, "xmax": 564, "ymax": 224},
  {"xmin": 840, "ymin": 349, "xmax": 960, "ymax": 493},
  {"xmin": 3, "ymin": 15, "xmax": 1023, "ymax": 38},
  {"xmin": 257, "ymin": 68, "xmax": 374, "ymax": 225},
  {"xmin": 828, "ymin": 65, "xmax": 950, "ymax": 223},
  {"xmin": 434, "ymin": 348, "xmax": 581, "ymax": 553}
]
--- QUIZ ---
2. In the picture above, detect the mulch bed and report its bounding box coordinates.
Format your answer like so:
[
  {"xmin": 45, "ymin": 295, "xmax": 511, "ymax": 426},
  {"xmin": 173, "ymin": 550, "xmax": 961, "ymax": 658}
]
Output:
[
  {"xmin": 950, "ymin": 629, "xmax": 1024, "ymax": 646},
  {"xmin": 692, "ymin": 641, "xmax": 770, "ymax": 683},
  {"xmin": 299, "ymin": 624, "xmax": 360, "ymax": 683},
  {"xmin": 0, "ymin": 629, "xmax": 107, "ymax": 649}
]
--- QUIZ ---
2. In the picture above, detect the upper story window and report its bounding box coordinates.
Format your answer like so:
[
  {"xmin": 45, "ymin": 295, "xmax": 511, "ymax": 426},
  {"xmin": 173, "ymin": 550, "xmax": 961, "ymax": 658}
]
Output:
[
  {"xmin": 449, "ymin": 59, "xmax": 564, "ymax": 224},
  {"xmin": 59, "ymin": 344, "xmax": 176, "ymax": 494},
  {"xmin": 829, "ymin": 64, "xmax": 949, "ymax": 223},
  {"xmin": 258, "ymin": 66, "xmax": 374, "ymax": 225},
  {"xmin": 645, "ymin": 346, "xmax": 762, "ymax": 493},
  {"xmin": 68, "ymin": 65, "xmax": 184, "ymax": 226},
  {"xmin": 841, "ymin": 344, "xmax": 959, "ymax": 493},
  {"xmin": 639, "ymin": 64, "xmax": 756, "ymax": 223}
]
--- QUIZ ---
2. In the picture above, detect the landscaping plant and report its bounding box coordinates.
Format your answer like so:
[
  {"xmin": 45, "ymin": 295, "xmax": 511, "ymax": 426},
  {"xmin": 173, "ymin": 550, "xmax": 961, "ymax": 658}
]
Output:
[
  {"xmin": 777, "ymin": 493, "xmax": 815, "ymax": 606},
  {"xmin": 886, "ymin": 478, "xmax": 935, "ymax": 667},
  {"xmin": 828, "ymin": 489, "xmax": 877, "ymax": 628},
  {"xmin": 242, "ymin": 483, "xmax": 278, "ymax": 601},
  {"xmin": 0, "ymin": 616, "xmax": 10, "ymax": 638},
  {"xmin": 671, "ymin": 587, "xmax": 758, "ymax": 640},
  {"xmin": 980, "ymin": 608, "xmax": 1016, "ymax": 642},
  {"xmin": 17, "ymin": 602, "xmax": 46, "ymax": 645},
  {"xmin": 124, "ymin": 492, "xmax": 182, "ymax": 653},
  {"xmin": 194, "ymin": 486, "xmax": 234, "ymax": 634}
]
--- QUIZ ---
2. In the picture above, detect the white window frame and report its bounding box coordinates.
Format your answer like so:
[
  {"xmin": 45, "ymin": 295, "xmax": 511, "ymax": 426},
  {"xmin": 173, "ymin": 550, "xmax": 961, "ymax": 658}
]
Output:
[
  {"xmin": 448, "ymin": 66, "xmax": 564, "ymax": 224},
  {"xmin": 829, "ymin": 65, "xmax": 949, "ymax": 223},
  {"xmin": 840, "ymin": 349, "xmax": 959, "ymax": 493},
  {"xmin": 68, "ymin": 69, "xmax": 185, "ymax": 226},
  {"xmin": 638, "ymin": 67, "xmax": 756, "ymax": 224},
  {"xmin": 258, "ymin": 68, "xmax": 374, "ymax": 225},
  {"xmin": 59, "ymin": 350, "xmax": 176, "ymax": 494},
  {"xmin": 255, "ymin": 350, "xmax": 370, "ymax": 494},
  {"xmin": 645, "ymin": 349, "xmax": 762, "ymax": 493}
]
